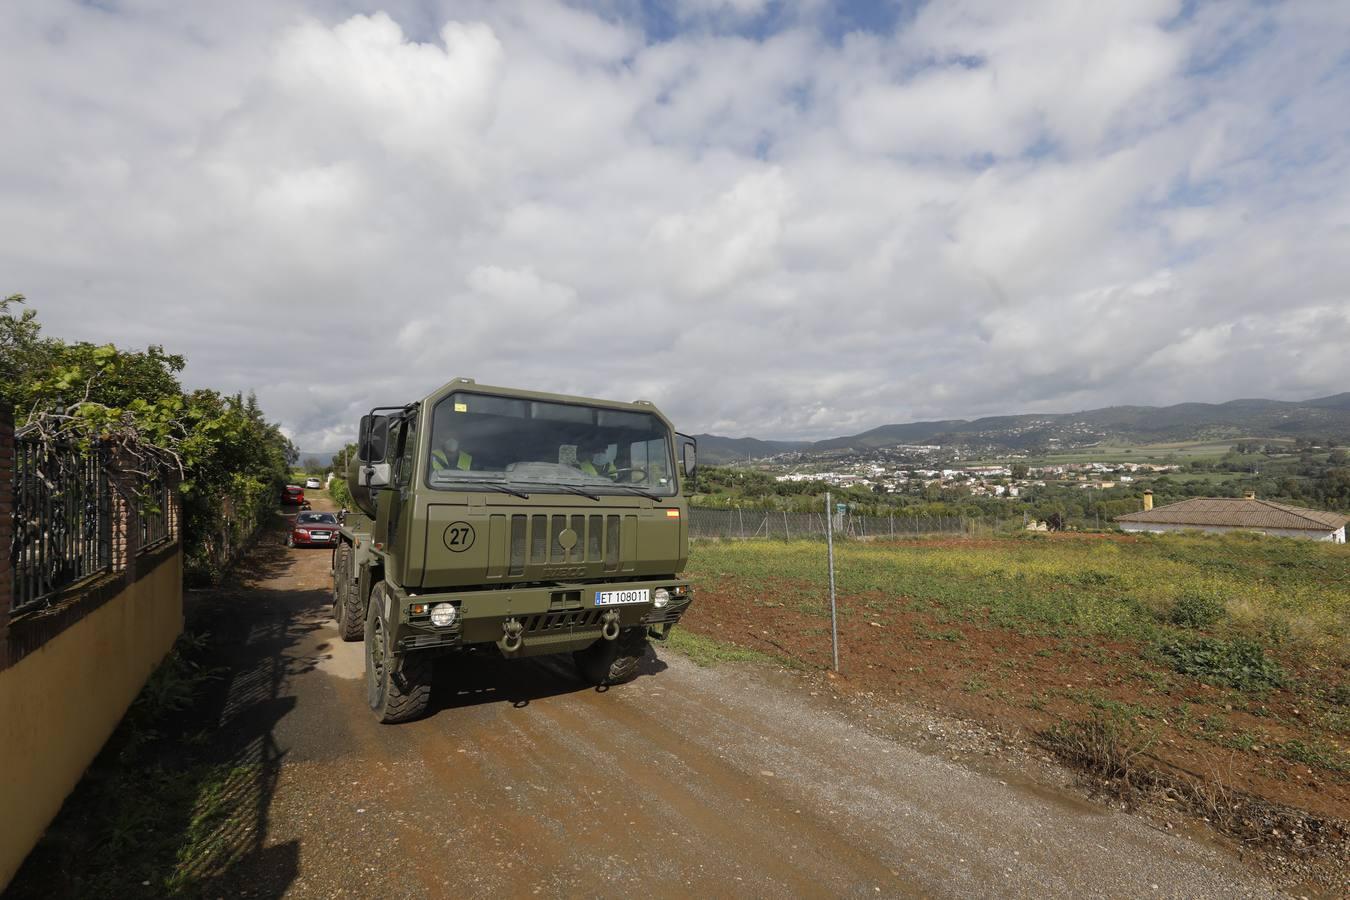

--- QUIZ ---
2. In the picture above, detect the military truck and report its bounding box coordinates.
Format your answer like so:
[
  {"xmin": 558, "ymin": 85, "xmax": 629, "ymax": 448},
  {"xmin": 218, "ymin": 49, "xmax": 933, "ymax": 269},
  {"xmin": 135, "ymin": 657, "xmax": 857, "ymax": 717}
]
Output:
[{"xmin": 332, "ymin": 378, "xmax": 697, "ymax": 723}]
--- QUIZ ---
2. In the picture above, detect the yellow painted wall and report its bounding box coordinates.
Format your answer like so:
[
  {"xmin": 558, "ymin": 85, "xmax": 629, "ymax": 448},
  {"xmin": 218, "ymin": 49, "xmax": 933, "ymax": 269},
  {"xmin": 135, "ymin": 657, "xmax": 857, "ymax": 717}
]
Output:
[{"xmin": 0, "ymin": 549, "xmax": 182, "ymax": 889}]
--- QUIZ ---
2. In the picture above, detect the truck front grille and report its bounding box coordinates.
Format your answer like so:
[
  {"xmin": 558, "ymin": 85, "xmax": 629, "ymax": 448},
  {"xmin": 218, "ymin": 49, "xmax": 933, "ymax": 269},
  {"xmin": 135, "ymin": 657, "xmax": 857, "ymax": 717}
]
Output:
[{"xmin": 507, "ymin": 513, "xmax": 632, "ymax": 576}]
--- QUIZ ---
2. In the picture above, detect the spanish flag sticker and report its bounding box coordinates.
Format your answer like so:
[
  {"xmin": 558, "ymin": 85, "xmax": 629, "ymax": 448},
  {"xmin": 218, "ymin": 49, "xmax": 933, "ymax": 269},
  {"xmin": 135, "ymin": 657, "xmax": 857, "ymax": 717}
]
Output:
[{"xmin": 454, "ymin": 402, "xmax": 468, "ymax": 412}]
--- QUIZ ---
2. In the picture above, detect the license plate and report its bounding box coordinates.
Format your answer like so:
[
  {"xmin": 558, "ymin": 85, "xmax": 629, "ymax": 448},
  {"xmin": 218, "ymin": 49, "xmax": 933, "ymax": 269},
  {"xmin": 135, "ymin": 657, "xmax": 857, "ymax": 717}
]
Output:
[
  {"xmin": 595, "ymin": 589, "xmax": 649, "ymax": 606},
  {"xmin": 310, "ymin": 531, "xmax": 331, "ymax": 539}
]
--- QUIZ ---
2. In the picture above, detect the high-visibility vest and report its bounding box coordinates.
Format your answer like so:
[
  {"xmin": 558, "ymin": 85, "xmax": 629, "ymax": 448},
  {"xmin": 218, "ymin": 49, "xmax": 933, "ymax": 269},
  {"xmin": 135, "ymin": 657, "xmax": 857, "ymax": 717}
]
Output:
[
  {"xmin": 580, "ymin": 460, "xmax": 616, "ymax": 477},
  {"xmin": 432, "ymin": 449, "xmax": 472, "ymax": 471}
]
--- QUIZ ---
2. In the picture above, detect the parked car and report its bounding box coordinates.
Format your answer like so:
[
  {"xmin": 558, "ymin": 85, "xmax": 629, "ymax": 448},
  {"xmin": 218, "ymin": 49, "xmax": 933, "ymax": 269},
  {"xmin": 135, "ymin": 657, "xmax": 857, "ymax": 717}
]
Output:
[
  {"xmin": 288, "ymin": 511, "xmax": 340, "ymax": 548},
  {"xmin": 282, "ymin": 485, "xmax": 305, "ymax": 506},
  {"xmin": 304, "ymin": 477, "xmax": 322, "ymax": 489}
]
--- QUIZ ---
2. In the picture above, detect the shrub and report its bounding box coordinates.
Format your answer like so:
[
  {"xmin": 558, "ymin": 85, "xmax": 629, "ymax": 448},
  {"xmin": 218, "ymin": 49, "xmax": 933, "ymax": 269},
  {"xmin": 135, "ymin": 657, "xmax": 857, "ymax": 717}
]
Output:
[{"xmin": 1167, "ymin": 592, "xmax": 1225, "ymax": 630}]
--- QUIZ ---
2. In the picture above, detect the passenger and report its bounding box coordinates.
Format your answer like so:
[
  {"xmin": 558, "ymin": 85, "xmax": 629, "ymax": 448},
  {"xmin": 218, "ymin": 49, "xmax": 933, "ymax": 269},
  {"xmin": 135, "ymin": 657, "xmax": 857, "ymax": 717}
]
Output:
[{"xmin": 430, "ymin": 437, "xmax": 473, "ymax": 473}]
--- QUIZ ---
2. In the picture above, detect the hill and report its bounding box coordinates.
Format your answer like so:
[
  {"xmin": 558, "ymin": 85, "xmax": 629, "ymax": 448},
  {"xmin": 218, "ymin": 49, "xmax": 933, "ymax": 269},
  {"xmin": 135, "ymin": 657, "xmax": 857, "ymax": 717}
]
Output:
[{"xmin": 695, "ymin": 393, "xmax": 1350, "ymax": 462}]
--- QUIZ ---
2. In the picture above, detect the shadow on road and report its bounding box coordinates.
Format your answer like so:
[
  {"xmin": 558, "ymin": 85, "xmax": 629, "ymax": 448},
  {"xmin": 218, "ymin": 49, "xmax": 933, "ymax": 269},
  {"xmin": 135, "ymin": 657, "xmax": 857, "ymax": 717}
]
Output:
[
  {"xmin": 427, "ymin": 642, "xmax": 669, "ymax": 716},
  {"xmin": 173, "ymin": 567, "xmax": 334, "ymax": 896},
  {"xmin": 6, "ymin": 510, "xmax": 318, "ymax": 900}
]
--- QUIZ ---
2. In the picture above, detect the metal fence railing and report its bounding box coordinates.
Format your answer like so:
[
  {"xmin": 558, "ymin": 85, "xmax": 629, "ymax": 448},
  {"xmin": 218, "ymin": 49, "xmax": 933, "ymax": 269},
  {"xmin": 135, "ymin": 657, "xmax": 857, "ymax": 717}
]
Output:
[
  {"xmin": 11, "ymin": 436, "xmax": 113, "ymax": 613},
  {"xmin": 139, "ymin": 477, "xmax": 171, "ymax": 551},
  {"xmin": 689, "ymin": 507, "xmax": 988, "ymax": 540}
]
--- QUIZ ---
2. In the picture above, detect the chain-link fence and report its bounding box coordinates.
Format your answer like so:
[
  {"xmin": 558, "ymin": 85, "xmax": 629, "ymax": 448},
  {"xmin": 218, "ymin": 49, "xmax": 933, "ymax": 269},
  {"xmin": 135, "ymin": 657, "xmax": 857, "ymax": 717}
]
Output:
[{"xmin": 689, "ymin": 506, "xmax": 1017, "ymax": 540}]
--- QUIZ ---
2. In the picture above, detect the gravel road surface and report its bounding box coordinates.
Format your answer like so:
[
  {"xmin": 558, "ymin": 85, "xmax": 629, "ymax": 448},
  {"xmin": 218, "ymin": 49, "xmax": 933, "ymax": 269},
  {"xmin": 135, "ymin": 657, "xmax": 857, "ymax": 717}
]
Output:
[{"xmin": 195, "ymin": 506, "xmax": 1286, "ymax": 898}]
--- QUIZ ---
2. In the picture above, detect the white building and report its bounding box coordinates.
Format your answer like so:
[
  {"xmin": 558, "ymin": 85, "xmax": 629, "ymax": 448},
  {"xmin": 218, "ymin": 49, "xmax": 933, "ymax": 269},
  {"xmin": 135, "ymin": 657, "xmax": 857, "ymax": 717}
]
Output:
[{"xmin": 1116, "ymin": 494, "xmax": 1347, "ymax": 543}]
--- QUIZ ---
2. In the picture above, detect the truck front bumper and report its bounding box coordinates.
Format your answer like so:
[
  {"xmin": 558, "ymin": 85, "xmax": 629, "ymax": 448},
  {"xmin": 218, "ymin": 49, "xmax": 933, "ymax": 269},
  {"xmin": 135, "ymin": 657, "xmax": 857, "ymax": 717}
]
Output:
[{"xmin": 386, "ymin": 579, "xmax": 693, "ymax": 657}]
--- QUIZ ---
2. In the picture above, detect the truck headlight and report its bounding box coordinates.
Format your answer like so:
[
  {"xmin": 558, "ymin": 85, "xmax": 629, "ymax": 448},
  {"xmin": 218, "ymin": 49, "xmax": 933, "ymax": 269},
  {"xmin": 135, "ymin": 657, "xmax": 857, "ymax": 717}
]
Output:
[
  {"xmin": 431, "ymin": 603, "xmax": 457, "ymax": 627},
  {"xmin": 653, "ymin": 588, "xmax": 671, "ymax": 608}
]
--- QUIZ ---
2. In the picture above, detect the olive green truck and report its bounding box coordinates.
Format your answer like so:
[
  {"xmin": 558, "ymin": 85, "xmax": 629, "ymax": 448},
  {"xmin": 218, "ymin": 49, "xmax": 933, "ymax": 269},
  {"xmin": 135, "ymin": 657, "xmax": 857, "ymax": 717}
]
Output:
[{"xmin": 333, "ymin": 378, "xmax": 697, "ymax": 723}]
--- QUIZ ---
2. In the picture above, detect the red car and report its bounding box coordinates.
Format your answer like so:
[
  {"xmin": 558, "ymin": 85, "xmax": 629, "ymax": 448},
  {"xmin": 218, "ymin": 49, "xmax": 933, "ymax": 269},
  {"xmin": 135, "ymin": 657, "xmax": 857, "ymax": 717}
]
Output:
[
  {"xmin": 288, "ymin": 511, "xmax": 340, "ymax": 548},
  {"xmin": 281, "ymin": 485, "xmax": 305, "ymax": 506}
]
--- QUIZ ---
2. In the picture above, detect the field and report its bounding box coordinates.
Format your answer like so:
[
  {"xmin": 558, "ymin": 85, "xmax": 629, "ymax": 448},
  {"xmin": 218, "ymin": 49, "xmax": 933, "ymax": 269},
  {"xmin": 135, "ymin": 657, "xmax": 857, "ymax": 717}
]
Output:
[{"xmin": 682, "ymin": 532, "xmax": 1349, "ymax": 833}]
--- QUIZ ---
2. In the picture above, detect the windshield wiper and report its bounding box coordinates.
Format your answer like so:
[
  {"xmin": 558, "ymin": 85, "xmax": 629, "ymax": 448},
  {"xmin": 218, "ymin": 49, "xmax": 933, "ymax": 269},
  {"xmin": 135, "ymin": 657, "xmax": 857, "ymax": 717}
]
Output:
[
  {"xmin": 432, "ymin": 477, "xmax": 530, "ymax": 499},
  {"xmin": 542, "ymin": 483, "xmax": 601, "ymax": 501}
]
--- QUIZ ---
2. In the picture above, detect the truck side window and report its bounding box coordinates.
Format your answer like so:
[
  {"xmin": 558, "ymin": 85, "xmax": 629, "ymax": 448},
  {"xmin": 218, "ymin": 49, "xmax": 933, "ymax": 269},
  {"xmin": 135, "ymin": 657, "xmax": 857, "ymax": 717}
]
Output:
[
  {"xmin": 629, "ymin": 438, "xmax": 670, "ymax": 486},
  {"xmin": 396, "ymin": 418, "xmax": 416, "ymax": 488}
]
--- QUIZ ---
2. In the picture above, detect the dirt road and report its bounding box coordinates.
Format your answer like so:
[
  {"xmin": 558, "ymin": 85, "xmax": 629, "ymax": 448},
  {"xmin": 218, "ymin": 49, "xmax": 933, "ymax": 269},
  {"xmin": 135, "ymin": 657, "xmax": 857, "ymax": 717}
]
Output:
[{"xmin": 190, "ymin": 506, "xmax": 1286, "ymax": 898}]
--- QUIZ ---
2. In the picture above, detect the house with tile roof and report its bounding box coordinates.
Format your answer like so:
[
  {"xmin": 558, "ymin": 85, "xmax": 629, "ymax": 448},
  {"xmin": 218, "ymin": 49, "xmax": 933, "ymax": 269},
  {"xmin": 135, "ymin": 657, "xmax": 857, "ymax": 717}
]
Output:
[{"xmin": 1115, "ymin": 492, "xmax": 1347, "ymax": 542}]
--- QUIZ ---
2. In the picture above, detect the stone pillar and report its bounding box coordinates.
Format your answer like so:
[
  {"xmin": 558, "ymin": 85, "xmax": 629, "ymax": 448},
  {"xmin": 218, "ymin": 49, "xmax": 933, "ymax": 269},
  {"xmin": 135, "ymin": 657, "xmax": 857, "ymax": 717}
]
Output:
[{"xmin": 0, "ymin": 405, "xmax": 14, "ymax": 666}]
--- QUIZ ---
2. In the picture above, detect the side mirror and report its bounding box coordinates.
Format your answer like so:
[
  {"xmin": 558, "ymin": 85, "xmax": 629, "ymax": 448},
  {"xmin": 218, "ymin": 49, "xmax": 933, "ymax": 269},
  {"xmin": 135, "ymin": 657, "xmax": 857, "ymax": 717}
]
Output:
[
  {"xmin": 361, "ymin": 462, "xmax": 392, "ymax": 489},
  {"xmin": 677, "ymin": 433, "xmax": 697, "ymax": 482},
  {"xmin": 358, "ymin": 414, "xmax": 390, "ymax": 463}
]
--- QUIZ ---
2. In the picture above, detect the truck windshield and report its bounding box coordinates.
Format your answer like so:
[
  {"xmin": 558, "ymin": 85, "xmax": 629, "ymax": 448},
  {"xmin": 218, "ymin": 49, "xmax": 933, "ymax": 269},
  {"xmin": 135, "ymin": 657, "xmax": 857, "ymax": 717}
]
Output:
[{"xmin": 426, "ymin": 392, "xmax": 677, "ymax": 497}]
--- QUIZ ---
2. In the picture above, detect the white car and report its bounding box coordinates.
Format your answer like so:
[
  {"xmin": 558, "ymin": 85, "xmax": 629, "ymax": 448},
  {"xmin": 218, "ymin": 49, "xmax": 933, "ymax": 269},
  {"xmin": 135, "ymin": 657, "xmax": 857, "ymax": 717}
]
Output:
[{"xmin": 304, "ymin": 477, "xmax": 322, "ymax": 489}]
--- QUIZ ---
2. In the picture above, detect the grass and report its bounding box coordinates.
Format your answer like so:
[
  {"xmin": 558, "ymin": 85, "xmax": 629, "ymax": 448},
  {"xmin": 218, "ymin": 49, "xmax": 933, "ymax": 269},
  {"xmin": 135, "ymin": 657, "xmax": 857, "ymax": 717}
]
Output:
[
  {"xmin": 687, "ymin": 531, "xmax": 1349, "ymax": 662},
  {"xmin": 664, "ymin": 627, "xmax": 775, "ymax": 667}
]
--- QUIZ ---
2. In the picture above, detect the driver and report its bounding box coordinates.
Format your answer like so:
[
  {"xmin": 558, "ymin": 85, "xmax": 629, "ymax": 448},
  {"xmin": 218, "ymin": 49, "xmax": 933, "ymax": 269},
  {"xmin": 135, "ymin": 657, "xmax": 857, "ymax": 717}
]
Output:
[
  {"xmin": 577, "ymin": 444, "xmax": 617, "ymax": 480},
  {"xmin": 430, "ymin": 437, "xmax": 473, "ymax": 473}
]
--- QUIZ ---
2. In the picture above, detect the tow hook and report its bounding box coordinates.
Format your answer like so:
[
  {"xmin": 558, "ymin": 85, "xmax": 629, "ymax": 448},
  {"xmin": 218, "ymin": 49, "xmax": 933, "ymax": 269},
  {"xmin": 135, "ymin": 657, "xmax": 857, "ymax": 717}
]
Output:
[
  {"xmin": 601, "ymin": 611, "xmax": 620, "ymax": 641},
  {"xmin": 501, "ymin": 617, "xmax": 524, "ymax": 653}
]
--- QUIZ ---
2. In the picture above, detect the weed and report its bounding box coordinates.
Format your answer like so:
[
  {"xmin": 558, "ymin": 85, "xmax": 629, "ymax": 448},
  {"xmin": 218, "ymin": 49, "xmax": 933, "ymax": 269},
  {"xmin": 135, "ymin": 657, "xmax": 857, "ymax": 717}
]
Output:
[
  {"xmin": 1278, "ymin": 739, "xmax": 1349, "ymax": 774},
  {"xmin": 1167, "ymin": 592, "xmax": 1225, "ymax": 630},
  {"xmin": 1036, "ymin": 714, "xmax": 1155, "ymax": 799},
  {"xmin": 665, "ymin": 629, "xmax": 773, "ymax": 667},
  {"xmin": 916, "ymin": 625, "xmax": 964, "ymax": 643},
  {"xmin": 962, "ymin": 676, "xmax": 989, "ymax": 693},
  {"xmin": 1154, "ymin": 636, "xmax": 1286, "ymax": 692}
]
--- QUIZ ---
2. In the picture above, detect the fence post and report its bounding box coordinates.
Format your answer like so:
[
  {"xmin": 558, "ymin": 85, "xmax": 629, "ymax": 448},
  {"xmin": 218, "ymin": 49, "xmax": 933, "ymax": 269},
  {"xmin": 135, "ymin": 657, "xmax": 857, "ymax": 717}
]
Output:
[
  {"xmin": 889, "ymin": 513, "xmax": 894, "ymax": 538},
  {"xmin": 737, "ymin": 507, "xmax": 744, "ymax": 539},
  {"xmin": 0, "ymin": 404, "xmax": 14, "ymax": 665},
  {"xmin": 825, "ymin": 492, "xmax": 839, "ymax": 673},
  {"xmin": 782, "ymin": 510, "xmax": 790, "ymax": 540}
]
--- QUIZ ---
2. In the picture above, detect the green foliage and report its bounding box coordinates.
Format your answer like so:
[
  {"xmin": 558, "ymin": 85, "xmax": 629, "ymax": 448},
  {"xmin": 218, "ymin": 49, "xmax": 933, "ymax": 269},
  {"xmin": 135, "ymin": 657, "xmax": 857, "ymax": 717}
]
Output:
[
  {"xmin": 665, "ymin": 628, "xmax": 774, "ymax": 667},
  {"xmin": 1153, "ymin": 636, "xmax": 1286, "ymax": 691},
  {"xmin": 1278, "ymin": 738, "xmax": 1349, "ymax": 773},
  {"xmin": 327, "ymin": 442, "xmax": 357, "ymax": 508},
  {"xmin": 3, "ymin": 296, "xmax": 294, "ymax": 584},
  {"xmin": 178, "ymin": 390, "xmax": 294, "ymax": 583},
  {"xmin": 1166, "ymin": 592, "xmax": 1226, "ymax": 630}
]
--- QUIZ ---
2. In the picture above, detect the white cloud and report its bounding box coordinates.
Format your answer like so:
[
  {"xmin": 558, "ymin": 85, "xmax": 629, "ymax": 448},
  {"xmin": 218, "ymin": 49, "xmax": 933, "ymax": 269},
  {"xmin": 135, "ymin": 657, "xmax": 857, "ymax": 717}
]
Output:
[{"xmin": 1, "ymin": 0, "xmax": 1347, "ymax": 447}]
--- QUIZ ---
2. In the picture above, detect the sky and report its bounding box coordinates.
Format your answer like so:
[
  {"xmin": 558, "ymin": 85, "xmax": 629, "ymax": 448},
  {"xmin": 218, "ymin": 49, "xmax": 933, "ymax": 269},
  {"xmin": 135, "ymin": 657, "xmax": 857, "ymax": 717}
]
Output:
[{"xmin": 2, "ymin": 0, "xmax": 1349, "ymax": 450}]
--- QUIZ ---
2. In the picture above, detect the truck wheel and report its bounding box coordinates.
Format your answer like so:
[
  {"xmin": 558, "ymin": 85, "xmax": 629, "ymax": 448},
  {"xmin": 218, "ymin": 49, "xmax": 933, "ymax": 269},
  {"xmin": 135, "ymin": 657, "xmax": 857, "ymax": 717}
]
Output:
[
  {"xmin": 334, "ymin": 545, "xmax": 363, "ymax": 642},
  {"xmin": 573, "ymin": 627, "xmax": 648, "ymax": 686},
  {"xmin": 365, "ymin": 586, "xmax": 432, "ymax": 724}
]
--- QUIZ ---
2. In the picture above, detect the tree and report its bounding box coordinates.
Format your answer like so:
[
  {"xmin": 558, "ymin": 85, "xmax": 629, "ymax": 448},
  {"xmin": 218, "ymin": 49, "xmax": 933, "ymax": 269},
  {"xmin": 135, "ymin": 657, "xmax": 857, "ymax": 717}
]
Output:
[
  {"xmin": 1010, "ymin": 462, "xmax": 1029, "ymax": 479},
  {"xmin": 6, "ymin": 295, "xmax": 295, "ymax": 582}
]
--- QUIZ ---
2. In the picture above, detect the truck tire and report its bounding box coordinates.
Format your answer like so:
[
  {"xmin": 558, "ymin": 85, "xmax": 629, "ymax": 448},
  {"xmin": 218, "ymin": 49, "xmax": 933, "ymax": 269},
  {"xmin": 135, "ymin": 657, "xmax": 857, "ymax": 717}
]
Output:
[
  {"xmin": 334, "ymin": 544, "xmax": 363, "ymax": 642},
  {"xmin": 573, "ymin": 627, "xmax": 648, "ymax": 686},
  {"xmin": 365, "ymin": 585, "xmax": 432, "ymax": 724}
]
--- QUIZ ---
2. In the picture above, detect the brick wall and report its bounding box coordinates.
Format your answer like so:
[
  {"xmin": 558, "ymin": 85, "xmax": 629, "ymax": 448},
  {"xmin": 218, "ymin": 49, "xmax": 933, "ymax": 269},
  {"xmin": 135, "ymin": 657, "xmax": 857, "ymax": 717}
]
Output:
[{"xmin": 0, "ymin": 405, "xmax": 13, "ymax": 663}]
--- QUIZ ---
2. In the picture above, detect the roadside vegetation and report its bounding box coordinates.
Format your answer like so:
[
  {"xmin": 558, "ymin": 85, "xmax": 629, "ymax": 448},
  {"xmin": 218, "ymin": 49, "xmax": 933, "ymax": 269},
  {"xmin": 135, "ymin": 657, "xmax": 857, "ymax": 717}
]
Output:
[
  {"xmin": 680, "ymin": 531, "xmax": 1349, "ymax": 853},
  {"xmin": 2, "ymin": 294, "xmax": 294, "ymax": 584}
]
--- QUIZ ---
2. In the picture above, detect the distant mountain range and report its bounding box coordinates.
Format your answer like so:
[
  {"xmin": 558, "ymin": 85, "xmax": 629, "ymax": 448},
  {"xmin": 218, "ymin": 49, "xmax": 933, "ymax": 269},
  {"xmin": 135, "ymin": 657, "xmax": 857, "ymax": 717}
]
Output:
[{"xmin": 695, "ymin": 393, "xmax": 1350, "ymax": 464}]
